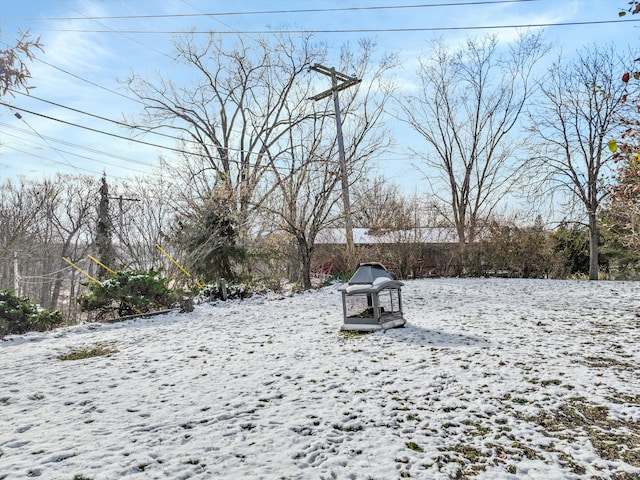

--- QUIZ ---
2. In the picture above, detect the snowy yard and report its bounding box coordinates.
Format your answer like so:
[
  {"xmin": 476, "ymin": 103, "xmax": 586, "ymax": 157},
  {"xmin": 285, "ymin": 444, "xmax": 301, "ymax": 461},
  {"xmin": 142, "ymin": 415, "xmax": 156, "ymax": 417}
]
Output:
[{"xmin": 1, "ymin": 278, "xmax": 639, "ymax": 479}]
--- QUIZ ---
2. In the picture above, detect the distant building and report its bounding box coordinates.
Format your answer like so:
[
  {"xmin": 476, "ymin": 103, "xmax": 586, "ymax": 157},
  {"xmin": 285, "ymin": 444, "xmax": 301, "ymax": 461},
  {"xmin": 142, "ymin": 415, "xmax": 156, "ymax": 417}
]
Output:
[
  {"xmin": 316, "ymin": 227, "xmax": 458, "ymax": 246},
  {"xmin": 313, "ymin": 227, "xmax": 459, "ymax": 280}
]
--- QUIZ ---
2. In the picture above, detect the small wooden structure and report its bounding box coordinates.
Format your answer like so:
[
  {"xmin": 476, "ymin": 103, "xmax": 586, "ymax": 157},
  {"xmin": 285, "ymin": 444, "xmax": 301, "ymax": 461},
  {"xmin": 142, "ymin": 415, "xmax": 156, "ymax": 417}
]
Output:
[{"xmin": 338, "ymin": 262, "xmax": 405, "ymax": 332}]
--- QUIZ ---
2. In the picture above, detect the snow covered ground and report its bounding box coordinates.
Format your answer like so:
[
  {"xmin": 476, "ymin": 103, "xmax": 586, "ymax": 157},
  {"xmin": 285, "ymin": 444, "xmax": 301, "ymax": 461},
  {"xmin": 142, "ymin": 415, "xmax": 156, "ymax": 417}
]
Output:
[{"xmin": 1, "ymin": 278, "xmax": 639, "ymax": 480}]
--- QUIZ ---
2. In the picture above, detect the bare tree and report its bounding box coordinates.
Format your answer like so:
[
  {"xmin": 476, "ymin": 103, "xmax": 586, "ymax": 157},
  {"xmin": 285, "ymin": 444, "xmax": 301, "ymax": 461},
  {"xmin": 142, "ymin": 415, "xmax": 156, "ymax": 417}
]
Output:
[
  {"xmin": 397, "ymin": 32, "xmax": 548, "ymax": 251},
  {"xmin": 258, "ymin": 40, "xmax": 398, "ymax": 289},
  {"xmin": 260, "ymin": 112, "xmax": 343, "ymax": 289},
  {"xmin": 111, "ymin": 174, "xmax": 176, "ymax": 272},
  {"xmin": 38, "ymin": 175, "xmax": 95, "ymax": 310},
  {"xmin": 0, "ymin": 32, "xmax": 45, "ymax": 281},
  {"xmin": 527, "ymin": 44, "xmax": 636, "ymax": 280},
  {"xmin": 351, "ymin": 176, "xmax": 414, "ymax": 232},
  {"xmin": 0, "ymin": 178, "xmax": 53, "ymax": 302},
  {"xmin": 0, "ymin": 175, "xmax": 96, "ymax": 319},
  {"xmin": 124, "ymin": 32, "xmax": 326, "ymax": 244},
  {"xmin": 0, "ymin": 177, "xmax": 49, "ymax": 261}
]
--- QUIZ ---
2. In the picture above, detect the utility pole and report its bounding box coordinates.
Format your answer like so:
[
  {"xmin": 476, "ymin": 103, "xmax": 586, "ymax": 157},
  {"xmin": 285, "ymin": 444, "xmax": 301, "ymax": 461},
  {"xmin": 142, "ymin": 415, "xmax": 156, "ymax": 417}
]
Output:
[
  {"xmin": 108, "ymin": 195, "xmax": 140, "ymax": 239},
  {"xmin": 309, "ymin": 64, "xmax": 361, "ymax": 269}
]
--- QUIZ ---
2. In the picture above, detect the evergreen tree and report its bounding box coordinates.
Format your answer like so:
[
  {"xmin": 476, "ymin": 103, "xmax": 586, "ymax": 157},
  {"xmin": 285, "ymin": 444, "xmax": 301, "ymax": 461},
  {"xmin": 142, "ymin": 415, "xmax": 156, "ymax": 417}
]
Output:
[
  {"xmin": 550, "ymin": 222, "xmax": 591, "ymax": 276},
  {"xmin": 172, "ymin": 202, "xmax": 244, "ymax": 282},
  {"xmin": 96, "ymin": 174, "xmax": 115, "ymax": 278}
]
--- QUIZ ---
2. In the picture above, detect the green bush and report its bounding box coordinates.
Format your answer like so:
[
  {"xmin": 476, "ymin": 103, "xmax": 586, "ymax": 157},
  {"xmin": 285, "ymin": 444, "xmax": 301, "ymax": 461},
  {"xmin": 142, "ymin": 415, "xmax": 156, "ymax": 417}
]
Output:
[
  {"xmin": 0, "ymin": 290, "xmax": 64, "ymax": 338},
  {"xmin": 77, "ymin": 269, "xmax": 183, "ymax": 320}
]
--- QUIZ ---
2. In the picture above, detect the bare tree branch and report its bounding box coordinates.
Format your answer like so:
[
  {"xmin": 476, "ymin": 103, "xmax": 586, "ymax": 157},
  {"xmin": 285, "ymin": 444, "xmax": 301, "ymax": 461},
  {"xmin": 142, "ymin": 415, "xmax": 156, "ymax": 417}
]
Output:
[{"xmin": 397, "ymin": 32, "xmax": 549, "ymax": 249}]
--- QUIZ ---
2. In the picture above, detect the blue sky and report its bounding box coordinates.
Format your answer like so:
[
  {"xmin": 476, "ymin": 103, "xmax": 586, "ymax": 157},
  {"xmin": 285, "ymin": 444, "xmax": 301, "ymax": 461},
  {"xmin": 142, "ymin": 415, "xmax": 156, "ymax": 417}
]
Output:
[{"xmin": 0, "ymin": 0, "xmax": 637, "ymax": 194}]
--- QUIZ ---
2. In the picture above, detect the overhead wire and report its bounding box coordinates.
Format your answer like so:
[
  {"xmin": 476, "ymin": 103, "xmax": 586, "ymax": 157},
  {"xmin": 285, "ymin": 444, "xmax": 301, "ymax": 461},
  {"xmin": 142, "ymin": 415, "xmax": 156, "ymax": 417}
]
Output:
[
  {"xmin": 21, "ymin": 265, "xmax": 74, "ymax": 279},
  {"xmin": 9, "ymin": 0, "xmax": 631, "ymax": 36},
  {"xmin": 179, "ymin": 0, "xmax": 254, "ymax": 38},
  {"xmin": 10, "ymin": 89, "xmax": 185, "ymax": 144},
  {"xmin": 0, "ymin": 131, "xmax": 152, "ymax": 175},
  {"xmin": 2, "ymin": 101, "xmax": 199, "ymax": 156},
  {"xmin": 0, "ymin": 37, "xmax": 158, "ymax": 174},
  {"xmin": 11, "ymin": 108, "xmax": 83, "ymax": 176},
  {"xmin": 32, "ymin": 56, "xmax": 142, "ymax": 104},
  {"xmin": 0, "ymin": 123, "xmax": 159, "ymax": 168},
  {"xmin": 2, "ymin": 26, "xmax": 381, "ymax": 178},
  {"xmin": 1, "ymin": 102, "xmax": 346, "ymax": 176},
  {"xmin": 9, "ymin": 64, "xmax": 276, "ymax": 153},
  {"xmin": 2, "ymin": 145, "xmax": 133, "ymax": 179},
  {"xmin": 30, "ymin": 18, "xmax": 640, "ymax": 34},
  {"xmin": 16, "ymin": 1, "xmax": 544, "ymax": 21},
  {"xmin": 8, "ymin": 90, "xmax": 349, "ymax": 164},
  {"xmin": 3, "ymin": 0, "xmax": 633, "ymax": 180},
  {"xmin": 67, "ymin": 6, "xmax": 171, "ymax": 58},
  {"xmin": 4, "ymin": 69, "xmax": 352, "ymax": 171}
]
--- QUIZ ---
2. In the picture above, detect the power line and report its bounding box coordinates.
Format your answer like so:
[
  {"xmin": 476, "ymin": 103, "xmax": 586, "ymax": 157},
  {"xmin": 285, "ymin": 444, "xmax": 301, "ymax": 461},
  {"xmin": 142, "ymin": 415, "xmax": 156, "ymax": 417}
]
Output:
[
  {"xmin": 0, "ymin": 123, "xmax": 158, "ymax": 168},
  {"xmin": 179, "ymin": 0, "xmax": 254, "ymax": 38},
  {"xmin": 10, "ymin": 90, "xmax": 324, "ymax": 163},
  {"xmin": 1, "ymin": 101, "xmax": 189, "ymax": 155},
  {"xmin": 1, "ymin": 134, "xmax": 152, "ymax": 174},
  {"xmin": 10, "ymin": 89, "xmax": 183, "ymax": 144},
  {"xmin": 11, "ymin": 110, "xmax": 83, "ymax": 175},
  {"xmin": 32, "ymin": 57, "xmax": 142, "ymax": 104},
  {"xmin": 1, "ymin": 145, "xmax": 133, "ymax": 179},
  {"xmin": 1, "ymin": 102, "xmax": 345, "ymax": 176},
  {"xmin": 29, "ymin": 18, "xmax": 640, "ymax": 34},
  {"xmin": 7, "ymin": 90, "xmax": 334, "ymax": 162},
  {"xmin": 10, "ymin": 69, "xmax": 286, "ymax": 156},
  {"xmin": 18, "ymin": 1, "xmax": 542, "ymax": 21},
  {"xmin": 21, "ymin": 265, "xmax": 74, "ymax": 279},
  {"xmin": 0, "ymin": 101, "xmax": 270, "ymax": 167},
  {"xmin": 0, "ymin": 38, "xmax": 134, "ymax": 105},
  {"xmin": 67, "ymin": 5, "xmax": 171, "ymax": 58}
]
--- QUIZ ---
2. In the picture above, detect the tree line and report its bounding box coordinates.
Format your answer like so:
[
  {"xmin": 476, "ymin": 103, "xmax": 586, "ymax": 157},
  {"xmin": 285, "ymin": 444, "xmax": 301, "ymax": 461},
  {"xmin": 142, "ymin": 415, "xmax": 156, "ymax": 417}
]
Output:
[
  {"xmin": 0, "ymin": 168, "xmax": 637, "ymax": 323},
  {"xmin": 2, "ymin": 24, "xmax": 640, "ymax": 322}
]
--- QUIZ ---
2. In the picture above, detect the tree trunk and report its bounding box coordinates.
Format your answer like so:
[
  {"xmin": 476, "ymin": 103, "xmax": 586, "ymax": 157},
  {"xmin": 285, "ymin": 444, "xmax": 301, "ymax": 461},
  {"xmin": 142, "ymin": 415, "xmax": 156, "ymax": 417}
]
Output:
[
  {"xmin": 588, "ymin": 213, "xmax": 599, "ymax": 280},
  {"xmin": 297, "ymin": 238, "xmax": 313, "ymax": 291}
]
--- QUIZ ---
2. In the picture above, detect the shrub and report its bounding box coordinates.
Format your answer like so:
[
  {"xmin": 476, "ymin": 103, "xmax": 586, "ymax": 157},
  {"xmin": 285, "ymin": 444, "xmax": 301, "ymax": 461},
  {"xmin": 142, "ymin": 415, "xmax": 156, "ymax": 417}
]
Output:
[
  {"xmin": 77, "ymin": 269, "xmax": 183, "ymax": 320},
  {"xmin": 199, "ymin": 282, "xmax": 251, "ymax": 302},
  {"xmin": 0, "ymin": 290, "xmax": 64, "ymax": 338}
]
